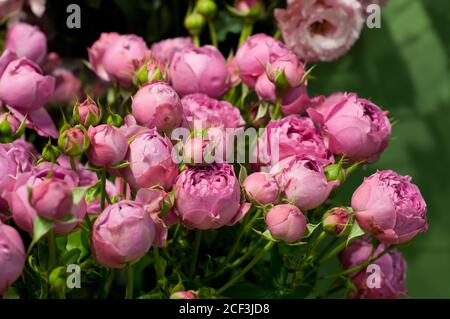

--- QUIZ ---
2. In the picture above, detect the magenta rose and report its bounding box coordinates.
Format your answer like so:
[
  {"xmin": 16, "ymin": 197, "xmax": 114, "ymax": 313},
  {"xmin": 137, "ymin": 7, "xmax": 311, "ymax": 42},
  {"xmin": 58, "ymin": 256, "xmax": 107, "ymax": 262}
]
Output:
[
  {"xmin": 0, "ymin": 56, "xmax": 55, "ymax": 112},
  {"xmin": 174, "ymin": 163, "xmax": 247, "ymax": 229},
  {"xmin": 275, "ymin": 0, "xmax": 364, "ymax": 62},
  {"xmin": 170, "ymin": 45, "xmax": 229, "ymax": 98},
  {"xmin": 0, "ymin": 139, "xmax": 37, "ymax": 174},
  {"xmin": 265, "ymin": 204, "xmax": 307, "ymax": 243},
  {"xmin": 151, "ymin": 37, "xmax": 194, "ymax": 65},
  {"xmin": 87, "ymin": 124, "xmax": 128, "ymax": 167},
  {"xmin": 339, "ymin": 238, "xmax": 407, "ymax": 299},
  {"xmin": 49, "ymin": 68, "xmax": 81, "ymax": 104},
  {"xmin": 271, "ymin": 155, "xmax": 339, "ymax": 210},
  {"xmin": 131, "ymin": 81, "xmax": 182, "ymax": 133},
  {"xmin": 308, "ymin": 92, "xmax": 391, "ymax": 163},
  {"xmin": 0, "ymin": 222, "xmax": 26, "ymax": 296},
  {"xmin": 352, "ymin": 170, "xmax": 428, "ymax": 244},
  {"xmin": 243, "ymin": 172, "xmax": 279, "ymax": 205},
  {"xmin": 87, "ymin": 32, "xmax": 120, "ymax": 82},
  {"xmin": 0, "ymin": 145, "xmax": 17, "ymax": 202},
  {"xmin": 5, "ymin": 22, "xmax": 47, "ymax": 64},
  {"xmin": 124, "ymin": 129, "xmax": 178, "ymax": 190},
  {"xmin": 91, "ymin": 200, "xmax": 156, "ymax": 268}
]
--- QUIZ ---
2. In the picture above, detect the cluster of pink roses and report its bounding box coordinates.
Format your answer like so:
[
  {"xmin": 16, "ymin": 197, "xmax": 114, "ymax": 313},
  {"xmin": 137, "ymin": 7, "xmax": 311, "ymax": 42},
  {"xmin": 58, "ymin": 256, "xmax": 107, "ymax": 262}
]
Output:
[{"xmin": 1, "ymin": 0, "xmax": 427, "ymax": 300}]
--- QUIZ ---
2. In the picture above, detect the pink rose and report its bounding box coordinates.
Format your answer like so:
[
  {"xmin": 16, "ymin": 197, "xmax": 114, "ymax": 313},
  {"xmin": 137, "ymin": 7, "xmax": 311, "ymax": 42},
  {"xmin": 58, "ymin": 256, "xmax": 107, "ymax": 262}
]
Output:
[
  {"xmin": 270, "ymin": 155, "xmax": 339, "ymax": 210},
  {"xmin": 308, "ymin": 92, "xmax": 391, "ymax": 163},
  {"xmin": 170, "ymin": 45, "xmax": 229, "ymax": 98},
  {"xmin": 74, "ymin": 98, "xmax": 100, "ymax": 127},
  {"xmin": 352, "ymin": 170, "xmax": 428, "ymax": 244},
  {"xmin": 49, "ymin": 68, "xmax": 81, "ymax": 104},
  {"xmin": 58, "ymin": 126, "xmax": 90, "ymax": 157},
  {"xmin": 5, "ymin": 105, "xmax": 58, "ymax": 138},
  {"xmin": 275, "ymin": 0, "xmax": 364, "ymax": 62},
  {"xmin": 0, "ymin": 139, "xmax": 38, "ymax": 174},
  {"xmin": 243, "ymin": 172, "xmax": 279, "ymax": 205},
  {"xmin": 265, "ymin": 204, "xmax": 307, "ymax": 243},
  {"xmin": 151, "ymin": 37, "xmax": 194, "ymax": 65},
  {"xmin": 87, "ymin": 124, "xmax": 128, "ymax": 167},
  {"xmin": 5, "ymin": 22, "xmax": 47, "ymax": 64},
  {"xmin": 339, "ymin": 238, "xmax": 407, "ymax": 299},
  {"xmin": 322, "ymin": 207, "xmax": 351, "ymax": 236},
  {"xmin": 174, "ymin": 163, "xmax": 247, "ymax": 229},
  {"xmin": 0, "ymin": 0, "xmax": 23, "ymax": 20},
  {"xmin": 0, "ymin": 111, "xmax": 21, "ymax": 134},
  {"xmin": 170, "ymin": 290, "xmax": 198, "ymax": 299},
  {"xmin": 131, "ymin": 81, "xmax": 182, "ymax": 133},
  {"xmin": 0, "ymin": 222, "xmax": 25, "ymax": 296},
  {"xmin": 123, "ymin": 129, "xmax": 178, "ymax": 190},
  {"xmin": 87, "ymin": 32, "xmax": 120, "ymax": 82},
  {"xmin": 0, "ymin": 145, "xmax": 17, "ymax": 201}
]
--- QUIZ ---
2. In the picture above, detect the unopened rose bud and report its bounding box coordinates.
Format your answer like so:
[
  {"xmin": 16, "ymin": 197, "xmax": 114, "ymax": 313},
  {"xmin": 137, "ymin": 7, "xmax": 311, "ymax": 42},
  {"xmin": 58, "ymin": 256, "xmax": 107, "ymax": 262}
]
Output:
[
  {"xmin": 184, "ymin": 12, "xmax": 205, "ymax": 36},
  {"xmin": 73, "ymin": 98, "xmax": 101, "ymax": 128},
  {"xmin": 235, "ymin": 0, "xmax": 264, "ymax": 19},
  {"xmin": 31, "ymin": 178, "xmax": 74, "ymax": 221},
  {"xmin": 196, "ymin": 0, "xmax": 217, "ymax": 19},
  {"xmin": 265, "ymin": 204, "xmax": 307, "ymax": 243},
  {"xmin": 58, "ymin": 125, "xmax": 90, "ymax": 157},
  {"xmin": 42, "ymin": 141, "xmax": 61, "ymax": 163},
  {"xmin": 323, "ymin": 207, "xmax": 351, "ymax": 236},
  {"xmin": 243, "ymin": 172, "xmax": 279, "ymax": 205},
  {"xmin": 87, "ymin": 124, "xmax": 128, "ymax": 167},
  {"xmin": 324, "ymin": 162, "xmax": 346, "ymax": 183},
  {"xmin": 170, "ymin": 290, "xmax": 198, "ymax": 299},
  {"xmin": 0, "ymin": 112, "xmax": 25, "ymax": 142}
]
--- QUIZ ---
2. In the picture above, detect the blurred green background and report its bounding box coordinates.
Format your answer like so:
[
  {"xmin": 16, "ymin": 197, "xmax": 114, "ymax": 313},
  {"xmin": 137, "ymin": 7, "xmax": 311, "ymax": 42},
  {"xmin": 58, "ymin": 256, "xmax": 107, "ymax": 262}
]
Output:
[{"xmin": 40, "ymin": 0, "xmax": 449, "ymax": 298}]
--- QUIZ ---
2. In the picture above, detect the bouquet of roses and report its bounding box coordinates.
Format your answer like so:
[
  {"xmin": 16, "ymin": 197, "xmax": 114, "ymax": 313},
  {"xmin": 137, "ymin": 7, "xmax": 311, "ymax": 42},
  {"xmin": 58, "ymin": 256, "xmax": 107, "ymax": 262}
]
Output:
[{"xmin": 0, "ymin": 0, "xmax": 427, "ymax": 299}]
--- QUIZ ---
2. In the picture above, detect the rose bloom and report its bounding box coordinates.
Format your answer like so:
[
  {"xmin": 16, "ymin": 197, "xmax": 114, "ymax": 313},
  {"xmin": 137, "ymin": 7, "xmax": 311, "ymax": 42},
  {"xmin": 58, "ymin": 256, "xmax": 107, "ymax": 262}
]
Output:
[
  {"xmin": 5, "ymin": 22, "xmax": 47, "ymax": 64},
  {"xmin": 265, "ymin": 204, "xmax": 307, "ymax": 243},
  {"xmin": 339, "ymin": 238, "xmax": 407, "ymax": 299},
  {"xmin": 87, "ymin": 124, "xmax": 128, "ymax": 167},
  {"xmin": 49, "ymin": 68, "xmax": 81, "ymax": 104},
  {"xmin": 352, "ymin": 170, "xmax": 427, "ymax": 244},
  {"xmin": 243, "ymin": 172, "xmax": 279, "ymax": 205},
  {"xmin": 87, "ymin": 32, "xmax": 120, "ymax": 82},
  {"xmin": 275, "ymin": 0, "xmax": 364, "ymax": 62},
  {"xmin": 151, "ymin": 37, "xmax": 194, "ymax": 65}
]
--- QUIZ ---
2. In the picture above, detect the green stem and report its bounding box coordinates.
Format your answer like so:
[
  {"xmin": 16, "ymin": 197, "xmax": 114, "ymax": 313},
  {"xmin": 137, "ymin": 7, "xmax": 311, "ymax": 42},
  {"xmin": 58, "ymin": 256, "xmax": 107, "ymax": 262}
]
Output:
[
  {"xmin": 318, "ymin": 239, "xmax": 348, "ymax": 265},
  {"xmin": 316, "ymin": 237, "xmax": 338, "ymax": 261},
  {"xmin": 47, "ymin": 230, "xmax": 56, "ymax": 274},
  {"xmin": 238, "ymin": 22, "xmax": 254, "ymax": 47},
  {"xmin": 309, "ymin": 231, "xmax": 327, "ymax": 255},
  {"xmin": 193, "ymin": 35, "xmax": 200, "ymax": 47},
  {"xmin": 271, "ymin": 97, "xmax": 282, "ymax": 120},
  {"xmin": 189, "ymin": 231, "xmax": 202, "ymax": 278},
  {"xmin": 229, "ymin": 238, "xmax": 264, "ymax": 269},
  {"xmin": 207, "ymin": 20, "xmax": 218, "ymax": 47},
  {"xmin": 122, "ymin": 178, "xmax": 128, "ymax": 199},
  {"xmin": 153, "ymin": 247, "xmax": 164, "ymax": 284},
  {"xmin": 217, "ymin": 241, "xmax": 275, "ymax": 295},
  {"xmin": 125, "ymin": 265, "xmax": 134, "ymax": 299},
  {"xmin": 102, "ymin": 269, "xmax": 115, "ymax": 299},
  {"xmin": 100, "ymin": 168, "xmax": 107, "ymax": 211},
  {"xmin": 69, "ymin": 156, "xmax": 77, "ymax": 172}
]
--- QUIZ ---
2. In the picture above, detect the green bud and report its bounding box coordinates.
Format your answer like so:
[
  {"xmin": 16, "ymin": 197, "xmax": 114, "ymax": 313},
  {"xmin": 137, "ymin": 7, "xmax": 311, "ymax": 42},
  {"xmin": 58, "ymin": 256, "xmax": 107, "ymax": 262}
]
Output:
[
  {"xmin": 196, "ymin": 0, "xmax": 217, "ymax": 19},
  {"xmin": 107, "ymin": 113, "xmax": 123, "ymax": 127},
  {"xmin": 324, "ymin": 162, "xmax": 346, "ymax": 183},
  {"xmin": 58, "ymin": 125, "xmax": 90, "ymax": 157},
  {"xmin": 322, "ymin": 207, "xmax": 351, "ymax": 237},
  {"xmin": 42, "ymin": 141, "xmax": 61, "ymax": 163},
  {"xmin": 184, "ymin": 12, "xmax": 205, "ymax": 36}
]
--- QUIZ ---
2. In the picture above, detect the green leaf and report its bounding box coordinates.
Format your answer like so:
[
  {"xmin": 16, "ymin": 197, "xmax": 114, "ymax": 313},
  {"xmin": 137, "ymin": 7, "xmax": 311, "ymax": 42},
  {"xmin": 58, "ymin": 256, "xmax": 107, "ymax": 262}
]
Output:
[
  {"xmin": 72, "ymin": 187, "xmax": 87, "ymax": 205},
  {"xmin": 61, "ymin": 249, "xmax": 81, "ymax": 265},
  {"xmin": 255, "ymin": 103, "xmax": 269, "ymax": 122},
  {"xmin": 110, "ymin": 160, "xmax": 130, "ymax": 169},
  {"xmin": 238, "ymin": 164, "xmax": 248, "ymax": 184},
  {"xmin": 304, "ymin": 223, "xmax": 320, "ymax": 238},
  {"xmin": 66, "ymin": 229, "xmax": 89, "ymax": 260},
  {"xmin": 253, "ymin": 229, "xmax": 279, "ymax": 242},
  {"xmin": 346, "ymin": 221, "xmax": 365, "ymax": 246},
  {"xmin": 28, "ymin": 217, "xmax": 53, "ymax": 254},
  {"xmin": 85, "ymin": 182, "xmax": 101, "ymax": 204}
]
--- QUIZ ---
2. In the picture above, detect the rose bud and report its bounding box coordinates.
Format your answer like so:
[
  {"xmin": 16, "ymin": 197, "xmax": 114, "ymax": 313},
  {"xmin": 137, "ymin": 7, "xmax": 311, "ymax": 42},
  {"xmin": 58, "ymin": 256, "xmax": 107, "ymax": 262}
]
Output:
[
  {"xmin": 174, "ymin": 163, "xmax": 247, "ymax": 229},
  {"xmin": 352, "ymin": 170, "xmax": 427, "ymax": 244},
  {"xmin": 265, "ymin": 204, "xmax": 307, "ymax": 243},
  {"xmin": 87, "ymin": 32, "xmax": 120, "ymax": 82},
  {"xmin": 0, "ymin": 145, "xmax": 17, "ymax": 200},
  {"xmin": 182, "ymin": 136, "xmax": 212, "ymax": 166},
  {"xmin": 131, "ymin": 81, "xmax": 182, "ymax": 133},
  {"xmin": 275, "ymin": 0, "xmax": 364, "ymax": 62},
  {"xmin": 92, "ymin": 200, "xmax": 156, "ymax": 268},
  {"xmin": 271, "ymin": 155, "xmax": 339, "ymax": 211},
  {"xmin": 5, "ymin": 22, "xmax": 47, "ymax": 64},
  {"xmin": 254, "ymin": 115, "xmax": 331, "ymax": 169},
  {"xmin": 0, "ymin": 112, "xmax": 23, "ymax": 141},
  {"xmin": 124, "ymin": 129, "xmax": 178, "ymax": 190},
  {"xmin": 31, "ymin": 178, "xmax": 74, "ymax": 221},
  {"xmin": 339, "ymin": 238, "xmax": 407, "ymax": 299},
  {"xmin": 0, "ymin": 222, "xmax": 26, "ymax": 296},
  {"xmin": 181, "ymin": 93, "xmax": 245, "ymax": 129},
  {"xmin": 5, "ymin": 163, "xmax": 86, "ymax": 235},
  {"xmin": 184, "ymin": 12, "xmax": 205, "ymax": 37},
  {"xmin": 243, "ymin": 172, "xmax": 279, "ymax": 205},
  {"xmin": 86, "ymin": 124, "xmax": 128, "ymax": 167},
  {"xmin": 235, "ymin": 33, "xmax": 291, "ymax": 88},
  {"xmin": 170, "ymin": 45, "xmax": 229, "ymax": 98},
  {"xmin": 58, "ymin": 125, "xmax": 90, "ymax": 157},
  {"xmin": 170, "ymin": 290, "xmax": 198, "ymax": 299},
  {"xmin": 73, "ymin": 97, "xmax": 101, "ymax": 127},
  {"xmin": 0, "ymin": 57, "xmax": 55, "ymax": 112},
  {"xmin": 322, "ymin": 207, "xmax": 351, "ymax": 236},
  {"xmin": 151, "ymin": 37, "xmax": 194, "ymax": 65},
  {"xmin": 308, "ymin": 93, "xmax": 391, "ymax": 163},
  {"xmin": 101, "ymin": 34, "xmax": 150, "ymax": 86},
  {"xmin": 49, "ymin": 68, "xmax": 82, "ymax": 104}
]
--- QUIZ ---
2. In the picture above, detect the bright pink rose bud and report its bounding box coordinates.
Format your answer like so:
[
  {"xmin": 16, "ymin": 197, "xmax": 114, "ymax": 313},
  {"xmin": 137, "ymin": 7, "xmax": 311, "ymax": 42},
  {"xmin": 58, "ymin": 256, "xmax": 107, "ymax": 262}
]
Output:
[
  {"xmin": 92, "ymin": 200, "xmax": 156, "ymax": 268},
  {"xmin": 243, "ymin": 172, "xmax": 279, "ymax": 205},
  {"xmin": 131, "ymin": 81, "xmax": 182, "ymax": 133},
  {"xmin": 174, "ymin": 163, "xmax": 246, "ymax": 229},
  {"xmin": 87, "ymin": 124, "xmax": 128, "ymax": 167},
  {"xmin": 235, "ymin": 33, "xmax": 291, "ymax": 88},
  {"xmin": 322, "ymin": 207, "xmax": 351, "ymax": 236},
  {"xmin": 265, "ymin": 204, "xmax": 307, "ymax": 243},
  {"xmin": 254, "ymin": 115, "xmax": 331, "ymax": 169},
  {"xmin": 58, "ymin": 126, "xmax": 90, "ymax": 157},
  {"xmin": 271, "ymin": 155, "xmax": 339, "ymax": 211},
  {"xmin": 339, "ymin": 238, "xmax": 407, "ymax": 299},
  {"xmin": 352, "ymin": 170, "xmax": 427, "ymax": 244},
  {"xmin": 170, "ymin": 290, "xmax": 198, "ymax": 299},
  {"xmin": 0, "ymin": 222, "xmax": 25, "ymax": 296},
  {"xmin": 308, "ymin": 93, "xmax": 391, "ymax": 163},
  {"xmin": 101, "ymin": 35, "xmax": 150, "ymax": 86},
  {"xmin": 150, "ymin": 37, "xmax": 194, "ymax": 65},
  {"xmin": 49, "ymin": 68, "xmax": 81, "ymax": 104},
  {"xmin": 170, "ymin": 45, "xmax": 229, "ymax": 98},
  {"xmin": 275, "ymin": 0, "xmax": 364, "ymax": 62},
  {"xmin": 5, "ymin": 22, "xmax": 47, "ymax": 64},
  {"xmin": 31, "ymin": 178, "xmax": 73, "ymax": 221},
  {"xmin": 0, "ymin": 57, "xmax": 55, "ymax": 112},
  {"xmin": 124, "ymin": 129, "xmax": 178, "ymax": 190},
  {"xmin": 181, "ymin": 93, "xmax": 245, "ymax": 129},
  {"xmin": 87, "ymin": 32, "xmax": 120, "ymax": 82},
  {"xmin": 74, "ymin": 98, "xmax": 101, "ymax": 127}
]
